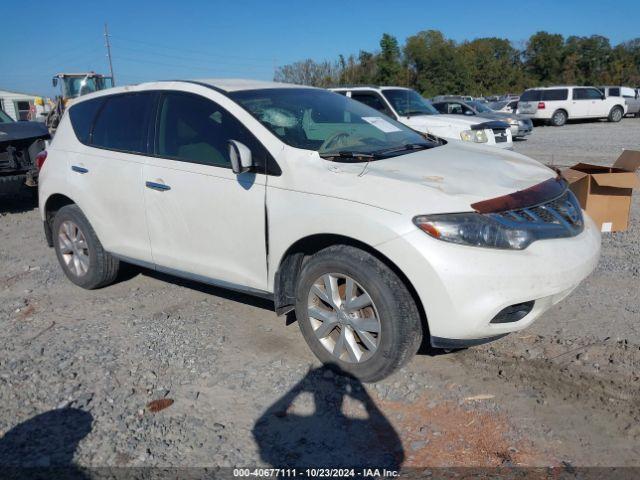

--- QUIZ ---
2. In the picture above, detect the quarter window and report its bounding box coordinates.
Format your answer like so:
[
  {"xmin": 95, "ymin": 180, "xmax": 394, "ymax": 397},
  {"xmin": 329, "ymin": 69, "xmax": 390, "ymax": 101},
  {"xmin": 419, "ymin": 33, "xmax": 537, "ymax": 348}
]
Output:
[
  {"xmin": 92, "ymin": 93, "xmax": 154, "ymax": 153},
  {"xmin": 69, "ymin": 98, "xmax": 104, "ymax": 144},
  {"xmin": 156, "ymin": 92, "xmax": 270, "ymax": 169},
  {"xmin": 541, "ymin": 89, "xmax": 568, "ymax": 101}
]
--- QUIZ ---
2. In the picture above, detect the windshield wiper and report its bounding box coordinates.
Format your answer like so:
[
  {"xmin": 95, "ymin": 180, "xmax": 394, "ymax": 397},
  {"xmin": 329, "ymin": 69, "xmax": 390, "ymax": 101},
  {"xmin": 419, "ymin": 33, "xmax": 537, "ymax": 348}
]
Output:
[
  {"xmin": 369, "ymin": 142, "xmax": 433, "ymax": 157},
  {"xmin": 319, "ymin": 151, "xmax": 378, "ymax": 161}
]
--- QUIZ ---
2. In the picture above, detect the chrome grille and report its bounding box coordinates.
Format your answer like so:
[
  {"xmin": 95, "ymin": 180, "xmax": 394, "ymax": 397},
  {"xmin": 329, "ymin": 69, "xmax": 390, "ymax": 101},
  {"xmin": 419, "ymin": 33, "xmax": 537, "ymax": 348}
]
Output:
[{"xmin": 489, "ymin": 189, "xmax": 584, "ymax": 239}]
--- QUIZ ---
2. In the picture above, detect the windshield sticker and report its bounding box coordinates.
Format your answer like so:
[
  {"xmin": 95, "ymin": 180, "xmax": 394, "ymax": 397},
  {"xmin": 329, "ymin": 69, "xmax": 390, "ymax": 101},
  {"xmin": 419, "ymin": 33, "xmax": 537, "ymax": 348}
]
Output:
[{"xmin": 362, "ymin": 117, "xmax": 402, "ymax": 133}]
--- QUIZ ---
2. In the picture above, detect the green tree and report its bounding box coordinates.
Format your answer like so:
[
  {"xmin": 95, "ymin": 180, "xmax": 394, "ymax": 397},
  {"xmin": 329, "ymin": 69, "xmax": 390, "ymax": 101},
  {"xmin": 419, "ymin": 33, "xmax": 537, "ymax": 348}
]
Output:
[
  {"xmin": 404, "ymin": 30, "xmax": 467, "ymax": 96},
  {"xmin": 524, "ymin": 32, "xmax": 565, "ymax": 83},
  {"xmin": 376, "ymin": 33, "xmax": 402, "ymax": 84}
]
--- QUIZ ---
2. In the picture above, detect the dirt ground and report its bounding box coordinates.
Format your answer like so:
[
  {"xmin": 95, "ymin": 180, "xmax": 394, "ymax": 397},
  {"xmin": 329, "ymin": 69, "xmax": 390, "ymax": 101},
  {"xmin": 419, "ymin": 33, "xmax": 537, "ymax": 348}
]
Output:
[{"xmin": 0, "ymin": 118, "xmax": 639, "ymax": 472}]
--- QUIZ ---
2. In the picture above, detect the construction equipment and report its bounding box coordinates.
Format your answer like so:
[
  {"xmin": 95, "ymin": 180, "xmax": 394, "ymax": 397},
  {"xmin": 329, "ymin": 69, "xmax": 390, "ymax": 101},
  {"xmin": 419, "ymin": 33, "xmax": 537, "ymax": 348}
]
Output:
[{"xmin": 45, "ymin": 72, "xmax": 114, "ymax": 133}]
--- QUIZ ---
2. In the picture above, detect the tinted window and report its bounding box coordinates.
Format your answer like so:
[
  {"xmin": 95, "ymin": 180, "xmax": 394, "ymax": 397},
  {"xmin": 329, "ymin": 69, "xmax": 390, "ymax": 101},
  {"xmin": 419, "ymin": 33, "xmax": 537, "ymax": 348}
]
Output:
[
  {"xmin": 541, "ymin": 89, "xmax": 568, "ymax": 101},
  {"xmin": 350, "ymin": 93, "xmax": 389, "ymax": 114},
  {"xmin": 609, "ymin": 87, "xmax": 621, "ymax": 97},
  {"xmin": 69, "ymin": 98, "xmax": 104, "ymax": 144},
  {"xmin": 92, "ymin": 93, "xmax": 154, "ymax": 153},
  {"xmin": 573, "ymin": 88, "xmax": 602, "ymax": 100},
  {"xmin": 520, "ymin": 90, "xmax": 541, "ymax": 102},
  {"xmin": 382, "ymin": 89, "xmax": 439, "ymax": 116},
  {"xmin": 156, "ymin": 92, "xmax": 271, "ymax": 169}
]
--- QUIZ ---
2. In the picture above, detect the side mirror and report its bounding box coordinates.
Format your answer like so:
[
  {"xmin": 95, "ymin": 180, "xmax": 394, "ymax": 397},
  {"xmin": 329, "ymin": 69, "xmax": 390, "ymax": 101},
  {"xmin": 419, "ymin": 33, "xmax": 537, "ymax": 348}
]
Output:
[
  {"xmin": 464, "ymin": 110, "xmax": 474, "ymax": 116},
  {"xmin": 228, "ymin": 140, "xmax": 253, "ymax": 174},
  {"xmin": 52, "ymin": 78, "xmax": 58, "ymax": 88}
]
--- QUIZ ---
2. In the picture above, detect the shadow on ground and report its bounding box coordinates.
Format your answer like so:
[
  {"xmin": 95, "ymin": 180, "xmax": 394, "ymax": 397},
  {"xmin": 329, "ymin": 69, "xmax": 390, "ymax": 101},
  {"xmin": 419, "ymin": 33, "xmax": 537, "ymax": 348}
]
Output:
[
  {"xmin": 0, "ymin": 190, "xmax": 38, "ymax": 215},
  {"xmin": 116, "ymin": 263, "xmax": 275, "ymax": 311},
  {"xmin": 0, "ymin": 408, "xmax": 92, "ymax": 478},
  {"xmin": 253, "ymin": 366, "xmax": 404, "ymax": 469}
]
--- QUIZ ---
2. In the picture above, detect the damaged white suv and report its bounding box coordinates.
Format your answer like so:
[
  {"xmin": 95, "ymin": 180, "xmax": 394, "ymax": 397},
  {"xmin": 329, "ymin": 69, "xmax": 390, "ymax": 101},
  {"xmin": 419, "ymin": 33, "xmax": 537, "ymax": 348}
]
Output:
[{"xmin": 39, "ymin": 80, "xmax": 600, "ymax": 381}]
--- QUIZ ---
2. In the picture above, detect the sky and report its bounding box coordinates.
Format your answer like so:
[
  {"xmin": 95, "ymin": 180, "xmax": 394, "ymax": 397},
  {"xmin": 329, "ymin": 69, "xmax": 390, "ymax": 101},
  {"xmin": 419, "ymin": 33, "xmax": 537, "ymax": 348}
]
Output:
[{"xmin": 2, "ymin": 0, "xmax": 639, "ymax": 97}]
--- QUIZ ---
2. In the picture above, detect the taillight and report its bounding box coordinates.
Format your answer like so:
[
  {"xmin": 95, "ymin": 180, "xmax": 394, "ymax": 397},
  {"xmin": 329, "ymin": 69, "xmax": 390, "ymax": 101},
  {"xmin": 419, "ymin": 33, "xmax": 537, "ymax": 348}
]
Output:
[
  {"xmin": 35, "ymin": 151, "xmax": 47, "ymax": 170},
  {"xmin": 537, "ymin": 102, "xmax": 545, "ymax": 109}
]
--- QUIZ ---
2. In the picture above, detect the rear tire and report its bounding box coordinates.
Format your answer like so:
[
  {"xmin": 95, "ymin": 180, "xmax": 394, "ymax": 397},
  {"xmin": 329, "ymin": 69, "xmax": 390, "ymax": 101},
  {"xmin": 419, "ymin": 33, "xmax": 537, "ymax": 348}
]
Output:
[
  {"xmin": 550, "ymin": 110, "xmax": 567, "ymax": 126},
  {"xmin": 608, "ymin": 106, "xmax": 623, "ymax": 122},
  {"xmin": 294, "ymin": 245, "xmax": 423, "ymax": 382},
  {"xmin": 52, "ymin": 204, "xmax": 120, "ymax": 289}
]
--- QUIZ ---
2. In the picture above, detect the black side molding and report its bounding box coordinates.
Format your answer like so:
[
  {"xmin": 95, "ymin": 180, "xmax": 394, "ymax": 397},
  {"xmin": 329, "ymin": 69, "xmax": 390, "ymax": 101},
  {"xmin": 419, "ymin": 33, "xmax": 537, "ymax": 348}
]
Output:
[{"xmin": 430, "ymin": 334, "xmax": 508, "ymax": 349}]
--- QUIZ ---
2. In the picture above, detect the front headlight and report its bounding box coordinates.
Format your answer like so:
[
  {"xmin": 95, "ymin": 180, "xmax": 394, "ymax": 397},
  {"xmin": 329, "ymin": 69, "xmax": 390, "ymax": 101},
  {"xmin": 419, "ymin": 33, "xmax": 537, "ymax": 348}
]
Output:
[
  {"xmin": 413, "ymin": 213, "xmax": 533, "ymax": 250},
  {"xmin": 460, "ymin": 129, "xmax": 488, "ymax": 143}
]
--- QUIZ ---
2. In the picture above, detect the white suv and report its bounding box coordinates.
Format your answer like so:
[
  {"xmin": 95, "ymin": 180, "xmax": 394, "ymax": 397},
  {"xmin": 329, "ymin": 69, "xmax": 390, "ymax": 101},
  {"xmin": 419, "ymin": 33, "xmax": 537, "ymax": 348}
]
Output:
[
  {"xmin": 331, "ymin": 86, "xmax": 513, "ymax": 149},
  {"xmin": 518, "ymin": 86, "xmax": 628, "ymax": 126},
  {"xmin": 39, "ymin": 79, "xmax": 600, "ymax": 381}
]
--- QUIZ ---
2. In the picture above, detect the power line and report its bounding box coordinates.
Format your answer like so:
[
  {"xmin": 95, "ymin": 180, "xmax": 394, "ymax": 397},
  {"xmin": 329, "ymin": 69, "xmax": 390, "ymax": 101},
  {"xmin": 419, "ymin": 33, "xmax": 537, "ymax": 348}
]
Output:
[
  {"xmin": 116, "ymin": 55, "xmax": 269, "ymax": 75},
  {"xmin": 111, "ymin": 35, "xmax": 274, "ymax": 64},
  {"xmin": 111, "ymin": 43, "xmax": 274, "ymax": 69}
]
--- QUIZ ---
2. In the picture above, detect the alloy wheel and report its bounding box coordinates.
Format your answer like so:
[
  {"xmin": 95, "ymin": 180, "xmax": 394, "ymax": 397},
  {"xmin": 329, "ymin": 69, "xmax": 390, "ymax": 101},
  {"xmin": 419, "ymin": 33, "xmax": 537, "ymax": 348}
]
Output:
[
  {"xmin": 58, "ymin": 220, "xmax": 90, "ymax": 277},
  {"xmin": 307, "ymin": 273, "xmax": 381, "ymax": 363}
]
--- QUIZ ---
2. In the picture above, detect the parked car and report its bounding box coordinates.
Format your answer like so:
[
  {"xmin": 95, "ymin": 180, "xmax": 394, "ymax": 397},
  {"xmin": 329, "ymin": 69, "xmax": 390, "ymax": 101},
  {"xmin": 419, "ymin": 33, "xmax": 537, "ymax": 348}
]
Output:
[
  {"xmin": 0, "ymin": 108, "xmax": 50, "ymax": 196},
  {"xmin": 598, "ymin": 86, "xmax": 640, "ymax": 117},
  {"xmin": 517, "ymin": 86, "xmax": 627, "ymax": 126},
  {"xmin": 39, "ymin": 79, "xmax": 600, "ymax": 382},
  {"xmin": 489, "ymin": 100, "xmax": 519, "ymax": 114},
  {"xmin": 432, "ymin": 99, "xmax": 533, "ymax": 138},
  {"xmin": 331, "ymin": 87, "xmax": 513, "ymax": 149},
  {"xmin": 432, "ymin": 95, "xmax": 474, "ymax": 102}
]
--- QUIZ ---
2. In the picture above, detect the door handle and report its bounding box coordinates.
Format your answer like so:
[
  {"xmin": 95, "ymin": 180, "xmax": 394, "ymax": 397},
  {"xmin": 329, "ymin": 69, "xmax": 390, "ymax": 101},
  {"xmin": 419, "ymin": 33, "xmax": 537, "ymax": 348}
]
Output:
[
  {"xmin": 71, "ymin": 165, "xmax": 88, "ymax": 174},
  {"xmin": 145, "ymin": 181, "xmax": 171, "ymax": 191}
]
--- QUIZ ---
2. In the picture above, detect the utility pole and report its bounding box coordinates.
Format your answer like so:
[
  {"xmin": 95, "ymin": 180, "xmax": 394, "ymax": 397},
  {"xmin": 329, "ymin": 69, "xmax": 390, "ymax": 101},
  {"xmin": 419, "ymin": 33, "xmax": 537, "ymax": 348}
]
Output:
[{"xmin": 104, "ymin": 23, "xmax": 115, "ymax": 86}]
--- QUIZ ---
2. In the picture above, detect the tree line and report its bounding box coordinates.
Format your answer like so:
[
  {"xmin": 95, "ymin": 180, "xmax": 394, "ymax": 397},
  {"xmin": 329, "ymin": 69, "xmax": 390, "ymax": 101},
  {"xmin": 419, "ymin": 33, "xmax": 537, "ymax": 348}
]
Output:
[{"xmin": 274, "ymin": 30, "xmax": 640, "ymax": 97}]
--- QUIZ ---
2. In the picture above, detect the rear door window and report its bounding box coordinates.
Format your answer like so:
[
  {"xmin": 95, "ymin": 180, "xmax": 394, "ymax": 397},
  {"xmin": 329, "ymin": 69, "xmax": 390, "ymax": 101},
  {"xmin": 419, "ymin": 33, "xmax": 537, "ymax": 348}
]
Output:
[
  {"xmin": 541, "ymin": 89, "xmax": 568, "ymax": 101},
  {"xmin": 608, "ymin": 87, "xmax": 620, "ymax": 97},
  {"xmin": 92, "ymin": 93, "xmax": 155, "ymax": 154},
  {"xmin": 69, "ymin": 98, "xmax": 104, "ymax": 144}
]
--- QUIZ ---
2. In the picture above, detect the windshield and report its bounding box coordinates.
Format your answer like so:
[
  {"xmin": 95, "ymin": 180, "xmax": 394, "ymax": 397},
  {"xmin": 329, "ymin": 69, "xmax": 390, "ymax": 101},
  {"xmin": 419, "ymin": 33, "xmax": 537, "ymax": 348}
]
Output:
[
  {"xmin": 62, "ymin": 76, "xmax": 113, "ymax": 98},
  {"xmin": 489, "ymin": 101, "xmax": 508, "ymax": 110},
  {"xmin": 229, "ymin": 88, "xmax": 434, "ymax": 158},
  {"xmin": 381, "ymin": 89, "xmax": 439, "ymax": 116},
  {"xmin": 0, "ymin": 109, "xmax": 13, "ymax": 123},
  {"xmin": 469, "ymin": 101, "xmax": 493, "ymax": 113}
]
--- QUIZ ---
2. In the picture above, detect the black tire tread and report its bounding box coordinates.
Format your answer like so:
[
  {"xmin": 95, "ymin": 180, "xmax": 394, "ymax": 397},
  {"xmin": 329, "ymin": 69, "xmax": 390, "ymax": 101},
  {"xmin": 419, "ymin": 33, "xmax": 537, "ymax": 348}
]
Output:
[
  {"xmin": 52, "ymin": 204, "xmax": 119, "ymax": 289},
  {"xmin": 295, "ymin": 245, "xmax": 423, "ymax": 382}
]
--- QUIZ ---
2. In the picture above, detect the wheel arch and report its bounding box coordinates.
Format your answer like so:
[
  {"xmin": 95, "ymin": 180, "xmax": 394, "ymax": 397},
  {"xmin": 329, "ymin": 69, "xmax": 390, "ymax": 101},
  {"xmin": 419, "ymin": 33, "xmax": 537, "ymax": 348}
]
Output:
[
  {"xmin": 273, "ymin": 233, "xmax": 430, "ymax": 339},
  {"xmin": 43, "ymin": 193, "xmax": 76, "ymax": 247}
]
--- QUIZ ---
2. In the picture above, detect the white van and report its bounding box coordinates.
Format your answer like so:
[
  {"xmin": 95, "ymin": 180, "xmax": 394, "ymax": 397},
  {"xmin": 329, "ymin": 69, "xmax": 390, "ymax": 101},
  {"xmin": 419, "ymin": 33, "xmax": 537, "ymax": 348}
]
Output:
[
  {"xmin": 38, "ymin": 79, "xmax": 600, "ymax": 381},
  {"xmin": 518, "ymin": 86, "xmax": 627, "ymax": 126}
]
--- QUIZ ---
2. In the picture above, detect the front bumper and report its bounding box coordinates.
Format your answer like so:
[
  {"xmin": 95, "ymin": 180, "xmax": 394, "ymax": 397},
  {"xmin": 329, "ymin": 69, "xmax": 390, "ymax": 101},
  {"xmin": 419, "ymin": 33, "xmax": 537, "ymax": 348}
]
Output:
[{"xmin": 377, "ymin": 214, "xmax": 601, "ymax": 342}]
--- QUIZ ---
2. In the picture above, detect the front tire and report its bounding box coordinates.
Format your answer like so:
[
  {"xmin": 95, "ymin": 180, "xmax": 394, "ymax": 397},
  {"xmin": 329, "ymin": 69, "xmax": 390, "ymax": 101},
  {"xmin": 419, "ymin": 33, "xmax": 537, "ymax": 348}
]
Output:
[
  {"xmin": 52, "ymin": 204, "xmax": 120, "ymax": 289},
  {"xmin": 550, "ymin": 109, "xmax": 567, "ymax": 126},
  {"xmin": 295, "ymin": 245, "xmax": 423, "ymax": 382},
  {"xmin": 608, "ymin": 106, "xmax": 623, "ymax": 122}
]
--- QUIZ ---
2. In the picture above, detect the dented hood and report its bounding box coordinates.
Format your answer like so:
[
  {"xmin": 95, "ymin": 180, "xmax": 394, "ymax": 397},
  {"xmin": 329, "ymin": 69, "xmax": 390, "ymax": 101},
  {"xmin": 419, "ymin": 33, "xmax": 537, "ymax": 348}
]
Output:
[{"xmin": 319, "ymin": 141, "xmax": 556, "ymax": 215}]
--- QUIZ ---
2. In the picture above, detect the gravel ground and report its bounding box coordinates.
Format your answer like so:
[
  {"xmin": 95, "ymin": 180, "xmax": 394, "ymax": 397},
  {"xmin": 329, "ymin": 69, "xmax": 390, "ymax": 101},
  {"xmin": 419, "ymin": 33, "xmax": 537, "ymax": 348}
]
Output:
[{"xmin": 0, "ymin": 118, "xmax": 639, "ymax": 473}]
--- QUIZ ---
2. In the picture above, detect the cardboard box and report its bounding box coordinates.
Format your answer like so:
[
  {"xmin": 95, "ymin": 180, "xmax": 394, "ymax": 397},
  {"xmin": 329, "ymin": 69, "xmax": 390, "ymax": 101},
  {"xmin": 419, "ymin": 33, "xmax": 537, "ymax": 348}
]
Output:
[{"xmin": 562, "ymin": 150, "xmax": 640, "ymax": 232}]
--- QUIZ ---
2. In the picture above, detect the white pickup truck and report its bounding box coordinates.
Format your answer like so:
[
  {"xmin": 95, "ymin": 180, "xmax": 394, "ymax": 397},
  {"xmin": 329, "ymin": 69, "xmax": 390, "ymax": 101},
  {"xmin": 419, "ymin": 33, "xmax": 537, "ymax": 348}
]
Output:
[{"xmin": 331, "ymin": 86, "xmax": 513, "ymax": 149}]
